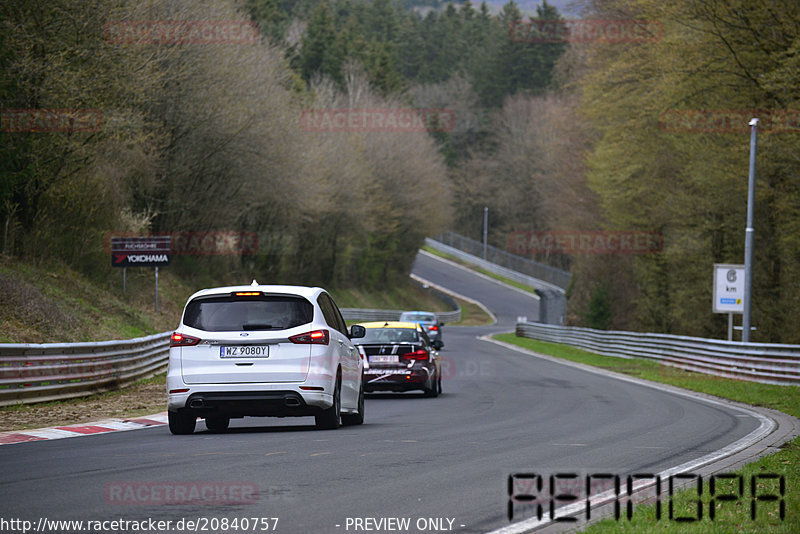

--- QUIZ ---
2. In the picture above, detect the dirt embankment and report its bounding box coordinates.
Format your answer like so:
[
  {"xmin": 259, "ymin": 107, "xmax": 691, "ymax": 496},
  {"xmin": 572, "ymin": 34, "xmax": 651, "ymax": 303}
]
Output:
[{"xmin": 0, "ymin": 378, "xmax": 167, "ymax": 432}]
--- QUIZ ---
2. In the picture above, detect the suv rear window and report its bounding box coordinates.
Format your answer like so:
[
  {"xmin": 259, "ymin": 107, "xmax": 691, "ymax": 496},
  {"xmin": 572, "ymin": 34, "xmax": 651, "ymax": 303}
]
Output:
[{"xmin": 183, "ymin": 295, "xmax": 313, "ymax": 332}]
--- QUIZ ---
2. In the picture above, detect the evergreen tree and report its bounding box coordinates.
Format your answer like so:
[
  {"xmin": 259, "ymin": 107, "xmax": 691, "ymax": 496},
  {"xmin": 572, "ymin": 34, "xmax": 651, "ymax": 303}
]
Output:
[{"xmin": 298, "ymin": 2, "xmax": 344, "ymax": 83}]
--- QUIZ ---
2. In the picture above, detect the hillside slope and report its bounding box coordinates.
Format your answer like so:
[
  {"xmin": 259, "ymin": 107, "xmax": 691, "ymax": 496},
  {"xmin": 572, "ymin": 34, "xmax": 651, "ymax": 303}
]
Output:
[{"xmin": 0, "ymin": 256, "xmax": 458, "ymax": 343}]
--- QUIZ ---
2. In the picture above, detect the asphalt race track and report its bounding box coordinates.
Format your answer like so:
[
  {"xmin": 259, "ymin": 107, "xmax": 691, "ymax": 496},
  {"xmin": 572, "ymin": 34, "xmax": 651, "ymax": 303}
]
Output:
[{"xmin": 0, "ymin": 252, "xmax": 770, "ymax": 533}]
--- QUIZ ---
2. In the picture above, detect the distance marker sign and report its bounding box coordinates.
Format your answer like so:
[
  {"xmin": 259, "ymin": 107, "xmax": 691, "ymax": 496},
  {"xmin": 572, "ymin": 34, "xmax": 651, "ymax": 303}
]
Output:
[
  {"xmin": 713, "ymin": 263, "xmax": 744, "ymax": 313},
  {"xmin": 111, "ymin": 236, "xmax": 170, "ymax": 267}
]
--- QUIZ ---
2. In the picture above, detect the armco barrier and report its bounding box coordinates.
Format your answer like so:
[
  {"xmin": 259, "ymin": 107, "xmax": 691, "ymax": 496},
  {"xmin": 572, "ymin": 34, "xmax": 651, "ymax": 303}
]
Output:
[
  {"xmin": 431, "ymin": 231, "xmax": 570, "ymax": 290},
  {"xmin": 516, "ymin": 322, "xmax": 800, "ymax": 386},
  {"xmin": 341, "ymin": 308, "xmax": 460, "ymax": 323},
  {"xmin": 425, "ymin": 237, "xmax": 567, "ymax": 294},
  {"xmin": 0, "ymin": 332, "xmax": 171, "ymax": 407},
  {"xmin": 0, "ymin": 306, "xmax": 460, "ymax": 406}
]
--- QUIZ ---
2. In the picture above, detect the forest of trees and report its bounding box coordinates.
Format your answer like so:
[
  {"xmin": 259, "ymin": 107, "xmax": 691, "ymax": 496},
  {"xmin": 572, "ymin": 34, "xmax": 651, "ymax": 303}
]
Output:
[
  {"xmin": 2, "ymin": 0, "xmax": 799, "ymax": 341},
  {"xmin": 0, "ymin": 0, "xmax": 453, "ymax": 290}
]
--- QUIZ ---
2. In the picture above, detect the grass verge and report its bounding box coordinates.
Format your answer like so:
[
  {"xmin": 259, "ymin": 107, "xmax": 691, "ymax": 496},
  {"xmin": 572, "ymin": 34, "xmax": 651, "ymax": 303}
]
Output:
[
  {"xmin": 452, "ymin": 296, "xmax": 494, "ymax": 326},
  {"xmin": 330, "ymin": 281, "xmax": 455, "ymax": 312},
  {"xmin": 0, "ymin": 256, "xmax": 191, "ymax": 343},
  {"xmin": 494, "ymin": 333, "xmax": 799, "ymax": 533}
]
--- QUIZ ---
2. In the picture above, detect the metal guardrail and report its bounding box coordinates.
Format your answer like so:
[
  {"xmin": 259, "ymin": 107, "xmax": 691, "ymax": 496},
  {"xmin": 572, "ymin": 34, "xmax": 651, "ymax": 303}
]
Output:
[
  {"xmin": 425, "ymin": 237, "xmax": 567, "ymax": 294},
  {"xmin": 516, "ymin": 322, "xmax": 800, "ymax": 386},
  {"xmin": 0, "ymin": 332, "xmax": 171, "ymax": 407},
  {"xmin": 433, "ymin": 231, "xmax": 571, "ymax": 289},
  {"xmin": 340, "ymin": 308, "xmax": 461, "ymax": 323}
]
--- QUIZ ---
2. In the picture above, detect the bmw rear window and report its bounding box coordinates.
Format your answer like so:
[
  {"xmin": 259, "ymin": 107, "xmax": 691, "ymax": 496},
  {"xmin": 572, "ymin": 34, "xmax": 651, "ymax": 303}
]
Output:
[
  {"xmin": 359, "ymin": 328, "xmax": 419, "ymax": 344},
  {"xmin": 183, "ymin": 295, "xmax": 313, "ymax": 332}
]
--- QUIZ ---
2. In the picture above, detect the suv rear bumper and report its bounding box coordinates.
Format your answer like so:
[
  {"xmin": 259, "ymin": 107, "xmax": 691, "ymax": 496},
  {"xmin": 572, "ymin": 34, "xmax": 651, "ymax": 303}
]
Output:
[{"xmin": 168, "ymin": 389, "xmax": 332, "ymax": 417}]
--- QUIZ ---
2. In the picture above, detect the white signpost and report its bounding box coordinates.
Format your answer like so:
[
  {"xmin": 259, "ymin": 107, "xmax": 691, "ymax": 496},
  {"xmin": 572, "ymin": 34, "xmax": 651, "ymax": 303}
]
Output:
[{"xmin": 713, "ymin": 263, "xmax": 744, "ymax": 340}]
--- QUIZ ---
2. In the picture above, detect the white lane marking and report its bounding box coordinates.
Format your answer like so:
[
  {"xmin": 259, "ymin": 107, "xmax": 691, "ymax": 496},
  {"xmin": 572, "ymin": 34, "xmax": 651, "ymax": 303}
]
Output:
[{"xmin": 482, "ymin": 334, "xmax": 778, "ymax": 534}]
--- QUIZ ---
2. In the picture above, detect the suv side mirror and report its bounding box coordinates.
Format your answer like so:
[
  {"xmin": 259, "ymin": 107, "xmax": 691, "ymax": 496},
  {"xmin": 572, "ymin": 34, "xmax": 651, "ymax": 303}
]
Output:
[{"xmin": 349, "ymin": 325, "xmax": 366, "ymax": 339}]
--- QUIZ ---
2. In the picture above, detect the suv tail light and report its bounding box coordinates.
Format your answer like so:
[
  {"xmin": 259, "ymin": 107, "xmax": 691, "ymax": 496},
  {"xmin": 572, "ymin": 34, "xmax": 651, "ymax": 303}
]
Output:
[
  {"xmin": 170, "ymin": 333, "xmax": 200, "ymax": 347},
  {"xmin": 428, "ymin": 325, "xmax": 438, "ymax": 331},
  {"xmin": 403, "ymin": 349, "xmax": 429, "ymax": 361},
  {"xmin": 289, "ymin": 329, "xmax": 330, "ymax": 345}
]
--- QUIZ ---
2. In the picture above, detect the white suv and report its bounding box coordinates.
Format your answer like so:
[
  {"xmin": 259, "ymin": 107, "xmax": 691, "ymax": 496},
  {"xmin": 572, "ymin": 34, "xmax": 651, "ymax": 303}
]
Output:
[{"xmin": 167, "ymin": 283, "xmax": 366, "ymax": 434}]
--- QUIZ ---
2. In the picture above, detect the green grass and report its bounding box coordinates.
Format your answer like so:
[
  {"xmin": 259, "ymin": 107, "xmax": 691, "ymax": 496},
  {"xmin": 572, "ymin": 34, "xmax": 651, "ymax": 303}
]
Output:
[
  {"xmin": 0, "ymin": 257, "xmax": 186, "ymax": 343},
  {"xmin": 494, "ymin": 333, "xmax": 799, "ymax": 532},
  {"xmin": 452, "ymin": 297, "xmax": 494, "ymax": 326},
  {"xmin": 421, "ymin": 245, "xmax": 540, "ymax": 295},
  {"xmin": 330, "ymin": 281, "xmax": 455, "ymax": 312}
]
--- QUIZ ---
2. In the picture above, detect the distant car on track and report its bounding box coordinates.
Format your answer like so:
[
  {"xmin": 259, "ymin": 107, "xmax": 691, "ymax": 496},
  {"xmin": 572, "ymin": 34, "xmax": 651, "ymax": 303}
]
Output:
[
  {"xmin": 354, "ymin": 321, "xmax": 442, "ymax": 397},
  {"xmin": 167, "ymin": 282, "xmax": 366, "ymax": 434},
  {"xmin": 398, "ymin": 310, "xmax": 444, "ymax": 346}
]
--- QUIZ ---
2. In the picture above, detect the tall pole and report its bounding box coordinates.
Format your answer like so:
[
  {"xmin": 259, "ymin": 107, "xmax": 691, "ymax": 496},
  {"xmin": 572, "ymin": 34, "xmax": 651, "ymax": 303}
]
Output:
[
  {"xmin": 742, "ymin": 118, "xmax": 758, "ymax": 342},
  {"xmin": 483, "ymin": 207, "xmax": 488, "ymax": 259}
]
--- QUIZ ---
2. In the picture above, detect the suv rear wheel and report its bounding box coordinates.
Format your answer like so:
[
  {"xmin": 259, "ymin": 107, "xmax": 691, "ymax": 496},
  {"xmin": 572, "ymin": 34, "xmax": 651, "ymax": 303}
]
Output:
[
  {"xmin": 168, "ymin": 411, "xmax": 196, "ymax": 435},
  {"xmin": 342, "ymin": 383, "xmax": 364, "ymax": 426},
  {"xmin": 315, "ymin": 377, "xmax": 341, "ymax": 430},
  {"xmin": 205, "ymin": 416, "xmax": 230, "ymax": 433}
]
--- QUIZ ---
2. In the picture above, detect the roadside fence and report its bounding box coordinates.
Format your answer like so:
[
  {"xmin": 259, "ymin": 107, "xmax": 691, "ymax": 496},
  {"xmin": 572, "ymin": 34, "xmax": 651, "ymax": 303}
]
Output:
[
  {"xmin": 431, "ymin": 231, "xmax": 570, "ymax": 290},
  {"xmin": 0, "ymin": 332, "xmax": 170, "ymax": 406},
  {"xmin": 516, "ymin": 321, "xmax": 800, "ymax": 386}
]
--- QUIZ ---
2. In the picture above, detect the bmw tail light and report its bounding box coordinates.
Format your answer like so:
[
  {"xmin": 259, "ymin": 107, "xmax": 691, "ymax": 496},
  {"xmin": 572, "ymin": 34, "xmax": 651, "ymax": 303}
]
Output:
[
  {"xmin": 403, "ymin": 349, "xmax": 429, "ymax": 361},
  {"xmin": 170, "ymin": 332, "xmax": 200, "ymax": 347},
  {"xmin": 428, "ymin": 325, "xmax": 438, "ymax": 331},
  {"xmin": 289, "ymin": 330, "xmax": 330, "ymax": 345}
]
